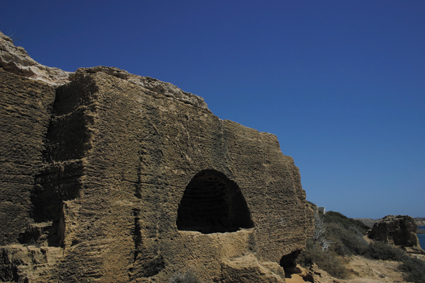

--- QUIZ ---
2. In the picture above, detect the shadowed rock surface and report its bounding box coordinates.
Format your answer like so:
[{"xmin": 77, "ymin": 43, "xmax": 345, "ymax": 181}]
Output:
[
  {"xmin": 0, "ymin": 31, "xmax": 314, "ymax": 282},
  {"xmin": 368, "ymin": 215, "xmax": 422, "ymax": 251}
]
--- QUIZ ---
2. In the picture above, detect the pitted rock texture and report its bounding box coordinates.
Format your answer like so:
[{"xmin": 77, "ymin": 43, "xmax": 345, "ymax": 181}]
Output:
[
  {"xmin": 0, "ymin": 31, "xmax": 314, "ymax": 282},
  {"xmin": 368, "ymin": 215, "xmax": 421, "ymax": 249},
  {"xmin": 72, "ymin": 66, "xmax": 209, "ymax": 110},
  {"xmin": 0, "ymin": 68, "xmax": 57, "ymax": 246}
]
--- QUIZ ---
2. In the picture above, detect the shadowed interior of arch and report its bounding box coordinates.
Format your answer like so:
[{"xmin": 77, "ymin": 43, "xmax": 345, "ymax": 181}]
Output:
[{"xmin": 176, "ymin": 169, "xmax": 254, "ymax": 234}]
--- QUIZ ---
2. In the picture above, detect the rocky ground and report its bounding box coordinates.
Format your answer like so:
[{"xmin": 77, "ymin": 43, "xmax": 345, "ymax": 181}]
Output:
[
  {"xmin": 286, "ymin": 230, "xmax": 425, "ymax": 283},
  {"xmin": 287, "ymin": 256, "xmax": 411, "ymax": 283}
]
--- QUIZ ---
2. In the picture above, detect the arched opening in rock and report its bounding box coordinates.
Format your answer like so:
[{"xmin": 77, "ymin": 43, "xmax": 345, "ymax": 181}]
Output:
[
  {"xmin": 280, "ymin": 250, "xmax": 302, "ymax": 278},
  {"xmin": 176, "ymin": 169, "xmax": 254, "ymax": 234}
]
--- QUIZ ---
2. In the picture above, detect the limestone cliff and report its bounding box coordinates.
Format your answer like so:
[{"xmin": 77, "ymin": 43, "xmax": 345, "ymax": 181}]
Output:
[{"xmin": 0, "ymin": 31, "xmax": 314, "ymax": 283}]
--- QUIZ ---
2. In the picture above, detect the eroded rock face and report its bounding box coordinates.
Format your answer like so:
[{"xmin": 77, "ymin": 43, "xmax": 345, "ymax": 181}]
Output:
[
  {"xmin": 0, "ymin": 31, "xmax": 70, "ymax": 85},
  {"xmin": 368, "ymin": 215, "xmax": 420, "ymax": 248},
  {"xmin": 0, "ymin": 32, "xmax": 314, "ymax": 282}
]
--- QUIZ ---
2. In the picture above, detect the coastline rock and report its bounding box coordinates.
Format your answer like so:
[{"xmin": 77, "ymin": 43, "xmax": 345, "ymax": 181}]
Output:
[
  {"xmin": 414, "ymin": 217, "xmax": 425, "ymax": 227},
  {"xmin": 0, "ymin": 31, "xmax": 314, "ymax": 282},
  {"xmin": 368, "ymin": 215, "xmax": 421, "ymax": 249}
]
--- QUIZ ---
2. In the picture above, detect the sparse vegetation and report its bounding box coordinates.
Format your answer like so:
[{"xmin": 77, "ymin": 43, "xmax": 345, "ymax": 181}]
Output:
[
  {"xmin": 366, "ymin": 242, "xmax": 425, "ymax": 283},
  {"xmin": 1, "ymin": 29, "xmax": 21, "ymax": 43},
  {"xmin": 366, "ymin": 241, "xmax": 405, "ymax": 260},
  {"xmin": 399, "ymin": 256, "xmax": 425, "ymax": 283},
  {"xmin": 323, "ymin": 211, "xmax": 369, "ymax": 234},
  {"xmin": 324, "ymin": 222, "xmax": 369, "ymax": 256},
  {"xmin": 311, "ymin": 213, "xmax": 331, "ymax": 251},
  {"xmin": 298, "ymin": 210, "xmax": 425, "ymax": 282}
]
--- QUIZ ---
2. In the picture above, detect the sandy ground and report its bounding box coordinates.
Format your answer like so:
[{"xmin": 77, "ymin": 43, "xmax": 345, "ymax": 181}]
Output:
[{"xmin": 286, "ymin": 255, "xmax": 409, "ymax": 283}]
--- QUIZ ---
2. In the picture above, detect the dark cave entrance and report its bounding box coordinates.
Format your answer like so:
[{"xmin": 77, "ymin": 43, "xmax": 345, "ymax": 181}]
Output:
[
  {"xmin": 280, "ymin": 250, "xmax": 310, "ymax": 280},
  {"xmin": 176, "ymin": 169, "xmax": 254, "ymax": 234}
]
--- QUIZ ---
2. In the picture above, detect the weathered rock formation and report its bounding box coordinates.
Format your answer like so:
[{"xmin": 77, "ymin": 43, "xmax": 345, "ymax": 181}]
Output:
[
  {"xmin": 0, "ymin": 31, "xmax": 314, "ymax": 282},
  {"xmin": 368, "ymin": 215, "xmax": 421, "ymax": 250},
  {"xmin": 0, "ymin": 32, "xmax": 70, "ymax": 85}
]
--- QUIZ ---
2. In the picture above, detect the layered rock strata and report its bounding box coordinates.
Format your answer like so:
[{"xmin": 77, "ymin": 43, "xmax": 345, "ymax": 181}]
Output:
[{"xmin": 0, "ymin": 31, "xmax": 314, "ymax": 282}]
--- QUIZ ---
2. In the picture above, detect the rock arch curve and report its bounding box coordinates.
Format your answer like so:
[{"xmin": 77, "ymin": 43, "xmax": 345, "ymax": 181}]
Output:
[{"xmin": 176, "ymin": 169, "xmax": 254, "ymax": 234}]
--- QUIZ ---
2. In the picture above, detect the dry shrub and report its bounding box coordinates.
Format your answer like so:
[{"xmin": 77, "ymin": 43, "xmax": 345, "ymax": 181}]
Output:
[
  {"xmin": 323, "ymin": 211, "xmax": 369, "ymax": 234},
  {"xmin": 325, "ymin": 222, "xmax": 369, "ymax": 256},
  {"xmin": 297, "ymin": 239, "xmax": 348, "ymax": 279},
  {"xmin": 366, "ymin": 241, "xmax": 405, "ymax": 261},
  {"xmin": 399, "ymin": 256, "xmax": 425, "ymax": 283},
  {"xmin": 298, "ymin": 210, "xmax": 425, "ymax": 282},
  {"xmin": 366, "ymin": 241, "xmax": 425, "ymax": 283}
]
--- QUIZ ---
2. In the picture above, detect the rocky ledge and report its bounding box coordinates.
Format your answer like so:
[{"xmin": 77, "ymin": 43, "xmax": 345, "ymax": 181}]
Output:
[
  {"xmin": 0, "ymin": 31, "xmax": 70, "ymax": 85},
  {"xmin": 0, "ymin": 31, "xmax": 208, "ymax": 110}
]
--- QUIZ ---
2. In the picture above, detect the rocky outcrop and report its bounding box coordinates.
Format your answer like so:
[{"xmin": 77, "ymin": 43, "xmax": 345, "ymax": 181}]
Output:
[
  {"xmin": 0, "ymin": 31, "xmax": 70, "ymax": 85},
  {"xmin": 0, "ymin": 31, "xmax": 314, "ymax": 282},
  {"xmin": 368, "ymin": 215, "xmax": 421, "ymax": 249},
  {"xmin": 72, "ymin": 67, "xmax": 208, "ymax": 110}
]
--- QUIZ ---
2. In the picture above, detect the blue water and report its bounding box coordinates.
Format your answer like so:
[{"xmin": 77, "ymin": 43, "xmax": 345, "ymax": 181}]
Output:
[{"xmin": 418, "ymin": 226, "xmax": 425, "ymax": 250}]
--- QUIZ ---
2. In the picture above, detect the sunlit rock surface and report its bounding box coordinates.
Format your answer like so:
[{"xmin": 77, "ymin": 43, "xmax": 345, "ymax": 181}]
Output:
[{"xmin": 0, "ymin": 31, "xmax": 313, "ymax": 283}]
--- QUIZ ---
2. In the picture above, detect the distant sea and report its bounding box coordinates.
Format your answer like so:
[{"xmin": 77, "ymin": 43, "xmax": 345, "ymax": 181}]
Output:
[{"xmin": 418, "ymin": 226, "xmax": 425, "ymax": 250}]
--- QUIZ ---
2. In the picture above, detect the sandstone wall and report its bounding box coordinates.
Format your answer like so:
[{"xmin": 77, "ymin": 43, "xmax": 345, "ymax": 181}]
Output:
[
  {"xmin": 0, "ymin": 32, "xmax": 313, "ymax": 283},
  {"xmin": 0, "ymin": 69, "xmax": 56, "ymax": 245}
]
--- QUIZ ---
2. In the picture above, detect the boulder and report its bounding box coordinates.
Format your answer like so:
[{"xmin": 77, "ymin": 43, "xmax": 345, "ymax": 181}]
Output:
[
  {"xmin": 0, "ymin": 31, "xmax": 314, "ymax": 282},
  {"xmin": 368, "ymin": 215, "xmax": 420, "ymax": 248}
]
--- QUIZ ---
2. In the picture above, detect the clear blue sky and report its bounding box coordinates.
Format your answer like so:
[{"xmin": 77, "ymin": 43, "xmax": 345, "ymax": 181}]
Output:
[{"xmin": 1, "ymin": 1, "xmax": 424, "ymax": 219}]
